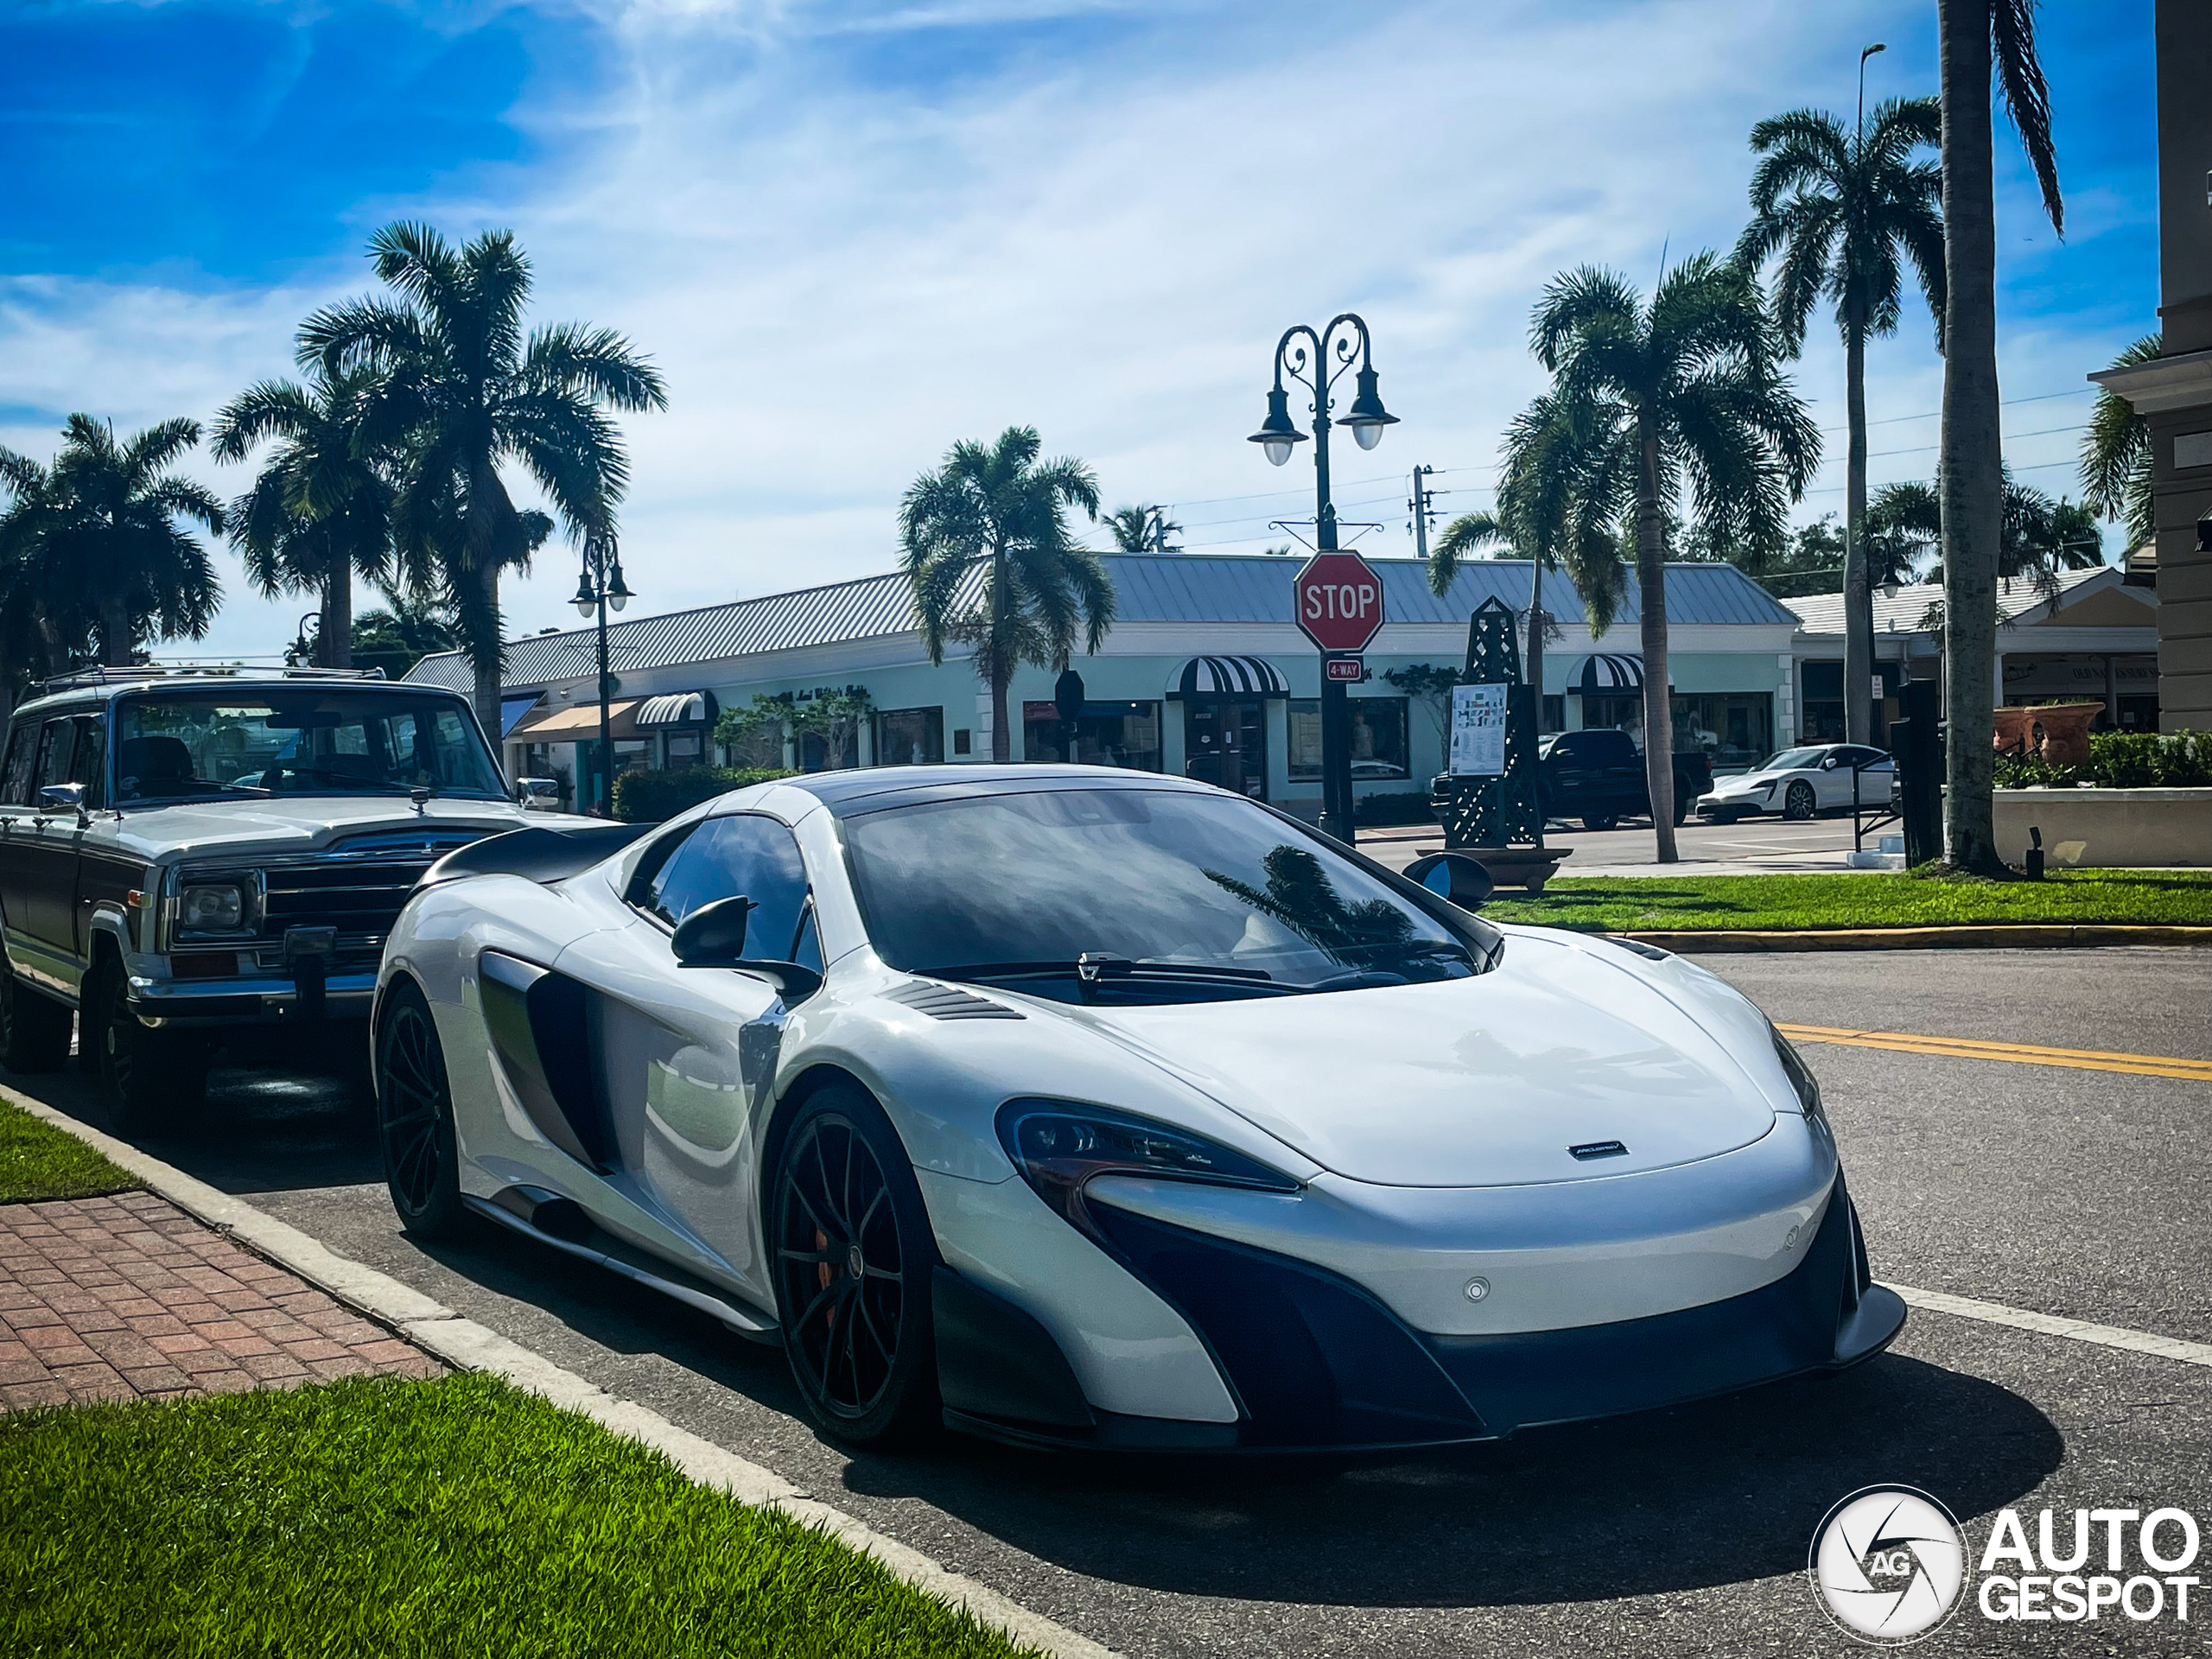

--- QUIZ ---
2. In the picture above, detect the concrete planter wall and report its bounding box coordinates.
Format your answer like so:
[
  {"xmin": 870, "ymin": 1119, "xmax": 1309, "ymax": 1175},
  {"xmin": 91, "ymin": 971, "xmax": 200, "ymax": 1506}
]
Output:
[{"xmin": 1992, "ymin": 787, "xmax": 2212, "ymax": 868}]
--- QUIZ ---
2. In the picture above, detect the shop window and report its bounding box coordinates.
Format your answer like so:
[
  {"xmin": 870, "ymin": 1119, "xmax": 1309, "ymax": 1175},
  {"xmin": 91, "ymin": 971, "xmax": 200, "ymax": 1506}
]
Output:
[
  {"xmin": 664, "ymin": 731, "xmax": 703, "ymax": 768},
  {"xmin": 1020, "ymin": 701, "xmax": 1162, "ymax": 772},
  {"xmin": 876, "ymin": 707, "xmax": 944, "ymax": 766},
  {"xmin": 1287, "ymin": 697, "xmax": 1409, "ymax": 781},
  {"xmin": 952, "ymin": 728, "xmax": 972, "ymax": 755},
  {"xmin": 1672, "ymin": 695, "xmax": 1775, "ymax": 771}
]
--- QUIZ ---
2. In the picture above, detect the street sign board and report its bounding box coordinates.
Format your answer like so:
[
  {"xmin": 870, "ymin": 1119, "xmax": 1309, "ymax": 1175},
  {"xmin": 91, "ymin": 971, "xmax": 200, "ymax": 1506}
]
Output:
[
  {"xmin": 1324, "ymin": 655, "xmax": 1364, "ymax": 683},
  {"xmin": 1293, "ymin": 551, "xmax": 1386, "ymax": 654},
  {"xmin": 1449, "ymin": 683, "xmax": 1509, "ymax": 775}
]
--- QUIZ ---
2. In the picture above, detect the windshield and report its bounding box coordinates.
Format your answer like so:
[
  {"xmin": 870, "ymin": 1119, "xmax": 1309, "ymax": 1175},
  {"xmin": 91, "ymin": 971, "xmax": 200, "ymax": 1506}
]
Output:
[
  {"xmin": 115, "ymin": 691, "xmax": 505, "ymax": 804},
  {"xmin": 1760, "ymin": 747, "xmax": 1828, "ymax": 772},
  {"xmin": 842, "ymin": 787, "xmax": 1479, "ymax": 1002}
]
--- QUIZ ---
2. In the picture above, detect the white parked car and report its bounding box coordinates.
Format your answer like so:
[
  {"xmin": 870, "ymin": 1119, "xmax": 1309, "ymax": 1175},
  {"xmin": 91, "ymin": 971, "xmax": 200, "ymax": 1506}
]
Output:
[
  {"xmin": 1696, "ymin": 744, "xmax": 1897, "ymax": 823},
  {"xmin": 372, "ymin": 766, "xmax": 1902, "ymax": 1450}
]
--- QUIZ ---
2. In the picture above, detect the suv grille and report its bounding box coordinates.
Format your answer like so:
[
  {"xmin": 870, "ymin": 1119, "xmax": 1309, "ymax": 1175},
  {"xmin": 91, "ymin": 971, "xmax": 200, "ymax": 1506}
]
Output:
[{"xmin": 260, "ymin": 858, "xmax": 436, "ymax": 950}]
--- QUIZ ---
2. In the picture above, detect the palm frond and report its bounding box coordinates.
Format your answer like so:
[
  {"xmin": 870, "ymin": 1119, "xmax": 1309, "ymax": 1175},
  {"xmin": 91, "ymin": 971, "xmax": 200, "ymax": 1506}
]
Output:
[{"xmin": 1992, "ymin": 0, "xmax": 2063, "ymax": 235}]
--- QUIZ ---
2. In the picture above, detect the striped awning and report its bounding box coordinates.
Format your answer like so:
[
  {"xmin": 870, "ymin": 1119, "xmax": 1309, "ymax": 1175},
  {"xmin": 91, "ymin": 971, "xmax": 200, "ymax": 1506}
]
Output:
[
  {"xmin": 1166, "ymin": 655, "xmax": 1290, "ymax": 699},
  {"xmin": 634, "ymin": 690, "xmax": 718, "ymax": 728},
  {"xmin": 1567, "ymin": 653, "xmax": 1645, "ymax": 695}
]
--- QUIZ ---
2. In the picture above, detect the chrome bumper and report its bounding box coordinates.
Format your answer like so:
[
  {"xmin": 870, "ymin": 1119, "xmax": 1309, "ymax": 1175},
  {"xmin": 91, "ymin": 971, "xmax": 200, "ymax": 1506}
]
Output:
[{"xmin": 127, "ymin": 970, "xmax": 378, "ymax": 1027}]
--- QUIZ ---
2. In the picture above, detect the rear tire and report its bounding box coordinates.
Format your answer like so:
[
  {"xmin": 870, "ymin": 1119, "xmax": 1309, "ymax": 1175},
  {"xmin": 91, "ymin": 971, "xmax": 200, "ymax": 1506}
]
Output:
[
  {"xmin": 375, "ymin": 982, "xmax": 466, "ymax": 1240},
  {"xmin": 88, "ymin": 960, "xmax": 209, "ymax": 1135},
  {"xmin": 1582, "ymin": 814, "xmax": 1619, "ymax": 833},
  {"xmin": 771, "ymin": 1085, "xmax": 939, "ymax": 1447},
  {"xmin": 0, "ymin": 968, "xmax": 72, "ymax": 1075},
  {"xmin": 1783, "ymin": 780, "xmax": 1816, "ymax": 821}
]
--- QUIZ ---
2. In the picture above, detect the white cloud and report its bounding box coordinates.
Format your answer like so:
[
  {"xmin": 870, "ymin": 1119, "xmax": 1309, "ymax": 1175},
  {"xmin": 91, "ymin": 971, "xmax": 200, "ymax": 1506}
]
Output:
[{"xmin": 0, "ymin": 0, "xmax": 2154, "ymax": 661}]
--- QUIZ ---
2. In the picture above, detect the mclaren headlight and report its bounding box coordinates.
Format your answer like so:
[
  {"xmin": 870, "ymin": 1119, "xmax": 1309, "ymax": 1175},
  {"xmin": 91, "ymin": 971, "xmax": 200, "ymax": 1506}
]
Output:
[
  {"xmin": 1768, "ymin": 1020, "xmax": 1829, "ymax": 1130},
  {"xmin": 996, "ymin": 1099, "xmax": 1299, "ymax": 1241}
]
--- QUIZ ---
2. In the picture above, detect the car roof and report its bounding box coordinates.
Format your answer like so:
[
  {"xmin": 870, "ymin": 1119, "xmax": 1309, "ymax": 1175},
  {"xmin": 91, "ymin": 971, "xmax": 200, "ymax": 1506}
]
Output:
[
  {"xmin": 9, "ymin": 676, "xmax": 467, "ymax": 721},
  {"xmin": 781, "ymin": 763, "xmax": 1218, "ymax": 817}
]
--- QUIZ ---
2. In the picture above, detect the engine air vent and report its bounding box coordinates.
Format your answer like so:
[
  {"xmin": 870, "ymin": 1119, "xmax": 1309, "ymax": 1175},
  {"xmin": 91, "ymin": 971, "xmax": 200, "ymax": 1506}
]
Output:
[{"xmin": 886, "ymin": 980, "xmax": 1025, "ymax": 1021}]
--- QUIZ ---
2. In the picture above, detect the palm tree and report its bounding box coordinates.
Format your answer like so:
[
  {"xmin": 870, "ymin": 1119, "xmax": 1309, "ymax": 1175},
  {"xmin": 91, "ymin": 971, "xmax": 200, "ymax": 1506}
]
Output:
[
  {"xmin": 1737, "ymin": 96, "xmax": 1943, "ymax": 747},
  {"xmin": 213, "ymin": 366, "xmax": 396, "ymax": 669},
  {"xmin": 2081, "ymin": 334, "xmax": 2158, "ymax": 549},
  {"xmin": 1868, "ymin": 473, "xmax": 2105, "ymax": 596},
  {"xmin": 1103, "ymin": 505, "xmax": 1183, "ymax": 553},
  {"xmin": 299, "ymin": 223, "xmax": 667, "ymax": 734},
  {"xmin": 899, "ymin": 426, "xmax": 1113, "ymax": 762},
  {"xmin": 34, "ymin": 416, "xmax": 225, "ymax": 667},
  {"xmin": 1936, "ymin": 0, "xmax": 2063, "ymax": 871},
  {"xmin": 349, "ymin": 590, "xmax": 460, "ymax": 681},
  {"xmin": 1516, "ymin": 257, "xmax": 1819, "ymax": 860},
  {"xmin": 0, "ymin": 450, "xmax": 80, "ymax": 706},
  {"xmin": 1428, "ymin": 392, "xmax": 1626, "ymax": 713}
]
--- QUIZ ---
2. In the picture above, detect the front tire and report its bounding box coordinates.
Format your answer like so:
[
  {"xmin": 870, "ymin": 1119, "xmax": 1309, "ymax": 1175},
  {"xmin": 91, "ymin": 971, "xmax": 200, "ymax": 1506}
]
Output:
[
  {"xmin": 375, "ymin": 982, "xmax": 466, "ymax": 1239},
  {"xmin": 1582, "ymin": 813, "xmax": 1619, "ymax": 833},
  {"xmin": 1783, "ymin": 780, "xmax": 1816, "ymax": 821},
  {"xmin": 772, "ymin": 1085, "xmax": 939, "ymax": 1446},
  {"xmin": 0, "ymin": 967, "xmax": 72, "ymax": 1075},
  {"xmin": 89, "ymin": 961, "xmax": 208, "ymax": 1134}
]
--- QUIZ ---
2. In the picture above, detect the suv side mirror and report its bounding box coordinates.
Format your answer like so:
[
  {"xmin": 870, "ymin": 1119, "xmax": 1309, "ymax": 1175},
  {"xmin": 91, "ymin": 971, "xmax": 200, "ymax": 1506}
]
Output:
[
  {"xmin": 1403, "ymin": 852, "xmax": 1495, "ymax": 910},
  {"xmin": 671, "ymin": 895, "xmax": 823, "ymax": 1001},
  {"xmin": 36, "ymin": 784, "xmax": 87, "ymax": 825}
]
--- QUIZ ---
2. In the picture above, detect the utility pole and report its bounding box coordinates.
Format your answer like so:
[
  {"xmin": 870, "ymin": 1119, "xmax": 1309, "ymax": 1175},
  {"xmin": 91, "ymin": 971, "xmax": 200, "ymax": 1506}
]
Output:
[{"xmin": 1408, "ymin": 466, "xmax": 1439, "ymax": 562}]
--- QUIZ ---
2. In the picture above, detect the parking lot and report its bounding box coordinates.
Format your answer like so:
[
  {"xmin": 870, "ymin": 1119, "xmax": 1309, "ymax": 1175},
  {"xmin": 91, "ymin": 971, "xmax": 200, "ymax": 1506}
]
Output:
[
  {"xmin": 14, "ymin": 945, "xmax": 2209, "ymax": 1656},
  {"xmin": 1357, "ymin": 811, "xmax": 1886, "ymax": 876}
]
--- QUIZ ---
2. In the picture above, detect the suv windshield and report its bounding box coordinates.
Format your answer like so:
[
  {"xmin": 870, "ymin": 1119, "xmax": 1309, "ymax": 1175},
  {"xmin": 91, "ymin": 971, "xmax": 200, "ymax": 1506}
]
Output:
[
  {"xmin": 842, "ymin": 786, "xmax": 1479, "ymax": 1002},
  {"xmin": 114, "ymin": 691, "xmax": 505, "ymax": 804}
]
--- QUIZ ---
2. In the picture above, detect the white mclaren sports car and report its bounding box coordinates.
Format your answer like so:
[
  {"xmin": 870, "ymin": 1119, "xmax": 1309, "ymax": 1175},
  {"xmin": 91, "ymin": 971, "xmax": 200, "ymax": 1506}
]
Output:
[{"xmin": 372, "ymin": 766, "xmax": 1904, "ymax": 1451}]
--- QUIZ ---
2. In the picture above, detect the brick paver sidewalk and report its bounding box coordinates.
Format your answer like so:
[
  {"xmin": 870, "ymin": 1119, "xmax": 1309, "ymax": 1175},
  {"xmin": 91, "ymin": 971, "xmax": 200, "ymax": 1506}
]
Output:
[{"xmin": 0, "ymin": 1190, "xmax": 442, "ymax": 1410}]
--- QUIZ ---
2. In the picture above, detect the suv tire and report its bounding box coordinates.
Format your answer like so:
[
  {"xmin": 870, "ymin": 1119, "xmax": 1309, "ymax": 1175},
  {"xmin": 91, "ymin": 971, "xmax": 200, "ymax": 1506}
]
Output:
[
  {"xmin": 87, "ymin": 960, "xmax": 209, "ymax": 1134},
  {"xmin": 0, "ymin": 967, "xmax": 73, "ymax": 1075}
]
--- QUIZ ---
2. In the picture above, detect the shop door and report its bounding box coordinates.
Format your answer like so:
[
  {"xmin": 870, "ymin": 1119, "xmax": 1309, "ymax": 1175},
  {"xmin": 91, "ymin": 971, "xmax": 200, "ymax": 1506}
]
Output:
[{"xmin": 1184, "ymin": 700, "xmax": 1266, "ymax": 800}]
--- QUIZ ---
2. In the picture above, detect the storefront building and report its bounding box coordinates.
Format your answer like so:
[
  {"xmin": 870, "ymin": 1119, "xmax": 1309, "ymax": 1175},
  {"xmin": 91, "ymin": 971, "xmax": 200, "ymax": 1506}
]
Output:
[
  {"xmin": 1786, "ymin": 565, "xmax": 2160, "ymax": 742},
  {"xmin": 406, "ymin": 554, "xmax": 1805, "ymax": 807}
]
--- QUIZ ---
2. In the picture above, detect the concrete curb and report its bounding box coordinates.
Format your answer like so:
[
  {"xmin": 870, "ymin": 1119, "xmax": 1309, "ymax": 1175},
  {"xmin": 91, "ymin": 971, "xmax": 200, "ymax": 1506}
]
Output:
[
  {"xmin": 2, "ymin": 1087, "xmax": 1117, "ymax": 1659},
  {"xmin": 1613, "ymin": 924, "xmax": 2212, "ymax": 952}
]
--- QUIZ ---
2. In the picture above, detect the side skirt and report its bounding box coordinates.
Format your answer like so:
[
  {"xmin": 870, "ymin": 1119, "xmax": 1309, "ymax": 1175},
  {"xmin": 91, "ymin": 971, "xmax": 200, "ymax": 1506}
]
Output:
[{"xmin": 466, "ymin": 1187, "xmax": 782, "ymax": 1346}]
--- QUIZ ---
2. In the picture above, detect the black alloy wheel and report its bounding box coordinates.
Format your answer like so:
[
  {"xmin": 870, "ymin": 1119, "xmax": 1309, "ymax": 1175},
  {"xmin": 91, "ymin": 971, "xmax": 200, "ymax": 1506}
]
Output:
[
  {"xmin": 772, "ymin": 1088, "xmax": 938, "ymax": 1446},
  {"xmin": 1783, "ymin": 779, "xmax": 1817, "ymax": 821},
  {"xmin": 0, "ymin": 963, "xmax": 71, "ymax": 1075},
  {"xmin": 376, "ymin": 982, "xmax": 464, "ymax": 1238},
  {"xmin": 92, "ymin": 962, "xmax": 208, "ymax": 1133}
]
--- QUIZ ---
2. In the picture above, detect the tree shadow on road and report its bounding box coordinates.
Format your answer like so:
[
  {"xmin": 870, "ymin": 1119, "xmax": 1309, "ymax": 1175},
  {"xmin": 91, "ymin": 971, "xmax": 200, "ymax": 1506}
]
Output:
[{"xmin": 839, "ymin": 1352, "xmax": 2059, "ymax": 1608}]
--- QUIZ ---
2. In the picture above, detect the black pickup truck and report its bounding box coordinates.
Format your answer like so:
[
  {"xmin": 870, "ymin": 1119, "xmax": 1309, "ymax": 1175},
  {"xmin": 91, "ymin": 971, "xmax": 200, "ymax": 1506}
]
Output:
[{"xmin": 1533, "ymin": 728, "xmax": 1712, "ymax": 830}]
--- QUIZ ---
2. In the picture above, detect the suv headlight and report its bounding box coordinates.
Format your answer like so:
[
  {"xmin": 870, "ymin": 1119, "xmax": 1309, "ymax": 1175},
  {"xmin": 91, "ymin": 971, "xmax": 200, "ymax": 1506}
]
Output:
[
  {"xmin": 178, "ymin": 883, "xmax": 245, "ymax": 932},
  {"xmin": 996, "ymin": 1099, "xmax": 1299, "ymax": 1242},
  {"xmin": 1768, "ymin": 1020, "xmax": 1828, "ymax": 1129}
]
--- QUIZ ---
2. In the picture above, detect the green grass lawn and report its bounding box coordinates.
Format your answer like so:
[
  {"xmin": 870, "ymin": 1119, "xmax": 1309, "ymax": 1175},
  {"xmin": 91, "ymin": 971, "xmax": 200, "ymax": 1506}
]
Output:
[
  {"xmin": 0, "ymin": 1098, "xmax": 136, "ymax": 1204},
  {"xmin": 0, "ymin": 1371, "xmax": 1036, "ymax": 1659},
  {"xmin": 1481, "ymin": 869, "xmax": 2212, "ymax": 934}
]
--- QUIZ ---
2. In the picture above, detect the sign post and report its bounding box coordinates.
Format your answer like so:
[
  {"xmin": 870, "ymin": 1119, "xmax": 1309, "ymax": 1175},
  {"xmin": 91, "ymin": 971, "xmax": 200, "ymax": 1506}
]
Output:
[{"xmin": 1293, "ymin": 550, "xmax": 1386, "ymax": 841}]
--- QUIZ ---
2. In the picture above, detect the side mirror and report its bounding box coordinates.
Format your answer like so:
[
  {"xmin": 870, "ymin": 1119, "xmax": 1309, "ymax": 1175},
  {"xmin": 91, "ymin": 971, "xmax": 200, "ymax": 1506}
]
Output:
[
  {"xmin": 1404, "ymin": 852, "xmax": 1495, "ymax": 910},
  {"xmin": 1820, "ymin": 757, "xmax": 1837, "ymax": 771},
  {"xmin": 671, "ymin": 895, "xmax": 823, "ymax": 1001},
  {"xmin": 37, "ymin": 784, "xmax": 86, "ymax": 825}
]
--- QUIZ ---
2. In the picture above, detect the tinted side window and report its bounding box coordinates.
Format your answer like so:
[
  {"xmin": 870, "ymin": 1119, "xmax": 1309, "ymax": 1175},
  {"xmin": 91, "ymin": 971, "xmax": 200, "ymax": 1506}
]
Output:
[
  {"xmin": 33, "ymin": 721, "xmax": 75, "ymax": 792},
  {"xmin": 639, "ymin": 816, "xmax": 812, "ymax": 960},
  {"xmin": 70, "ymin": 718, "xmax": 106, "ymax": 808},
  {"xmin": 0, "ymin": 723, "xmax": 36, "ymax": 804},
  {"xmin": 1579, "ymin": 731, "xmax": 1635, "ymax": 765}
]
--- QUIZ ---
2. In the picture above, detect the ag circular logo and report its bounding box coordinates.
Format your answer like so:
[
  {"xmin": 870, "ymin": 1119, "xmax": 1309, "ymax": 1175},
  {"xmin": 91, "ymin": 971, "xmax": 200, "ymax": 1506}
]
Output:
[{"xmin": 1808, "ymin": 1485, "xmax": 1967, "ymax": 1645}]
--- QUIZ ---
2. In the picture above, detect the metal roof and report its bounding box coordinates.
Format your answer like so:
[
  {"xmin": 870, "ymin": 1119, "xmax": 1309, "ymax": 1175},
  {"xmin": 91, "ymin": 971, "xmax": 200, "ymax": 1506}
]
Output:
[
  {"xmin": 406, "ymin": 553, "xmax": 1798, "ymax": 693},
  {"xmin": 1785, "ymin": 565, "xmax": 2117, "ymax": 637}
]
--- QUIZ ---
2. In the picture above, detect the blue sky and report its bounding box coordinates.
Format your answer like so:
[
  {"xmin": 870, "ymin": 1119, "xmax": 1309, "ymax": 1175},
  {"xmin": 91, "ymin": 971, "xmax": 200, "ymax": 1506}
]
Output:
[{"xmin": 0, "ymin": 0, "xmax": 2158, "ymax": 658}]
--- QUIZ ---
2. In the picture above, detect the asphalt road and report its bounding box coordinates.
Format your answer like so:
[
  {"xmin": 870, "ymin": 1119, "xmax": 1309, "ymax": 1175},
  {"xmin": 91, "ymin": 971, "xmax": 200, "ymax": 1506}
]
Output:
[{"xmin": 23, "ymin": 948, "xmax": 2212, "ymax": 1657}]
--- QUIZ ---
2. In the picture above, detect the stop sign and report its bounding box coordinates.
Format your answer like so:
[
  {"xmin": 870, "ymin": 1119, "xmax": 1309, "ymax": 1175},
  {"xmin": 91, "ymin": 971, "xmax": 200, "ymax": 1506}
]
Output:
[{"xmin": 1293, "ymin": 550, "xmax": 1385, "ymax": 653}]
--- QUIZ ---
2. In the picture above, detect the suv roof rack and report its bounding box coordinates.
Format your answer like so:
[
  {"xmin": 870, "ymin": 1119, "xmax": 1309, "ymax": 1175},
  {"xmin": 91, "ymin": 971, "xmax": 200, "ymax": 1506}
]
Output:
[{"xmin": 26, "ymin": 664, "xmax": 391, "ymax": 698}]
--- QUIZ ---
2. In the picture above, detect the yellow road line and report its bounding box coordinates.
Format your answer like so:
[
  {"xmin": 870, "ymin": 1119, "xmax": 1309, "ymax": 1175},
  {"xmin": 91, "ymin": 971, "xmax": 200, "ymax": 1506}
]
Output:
[{"xmin": 1776, "ymin": 1022, "xmax": 2212, "ymax": 1081}]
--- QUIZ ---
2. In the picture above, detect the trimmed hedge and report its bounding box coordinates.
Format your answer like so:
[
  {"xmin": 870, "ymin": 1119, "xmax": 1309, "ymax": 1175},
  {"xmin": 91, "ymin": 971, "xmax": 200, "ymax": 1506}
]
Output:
[
  {"xmin": 1997, "ymin": 730, "xmax": 2209, "ymax": 790},
  {"xmin": 611, "ymin": 766, "xmax": 796, "ymax": 823}
]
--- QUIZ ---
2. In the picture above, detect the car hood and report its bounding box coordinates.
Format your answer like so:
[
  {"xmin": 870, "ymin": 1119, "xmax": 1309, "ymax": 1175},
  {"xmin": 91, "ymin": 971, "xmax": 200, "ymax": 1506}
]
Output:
[
  {"xmin": 1028, "ymin": 931, "xmax": 1781, "ymax": 1188},
  {"xmin": 1711, "ymin": 770, "xmax": 1788, "ymax": 792},
  {"xmin": 101, "ymin": 797, "xmax": 597, "ymax": 863}
]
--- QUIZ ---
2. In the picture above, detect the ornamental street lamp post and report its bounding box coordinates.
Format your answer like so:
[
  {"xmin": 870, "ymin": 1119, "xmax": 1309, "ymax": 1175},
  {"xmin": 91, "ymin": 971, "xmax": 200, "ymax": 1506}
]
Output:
[
  {"xmin": 1249, "ymin": 313, "xmax": 1397, "ymax": 842},
  {"xmin": 572, "ymin": 531, "xmax": 633, "ymax": 816}
]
